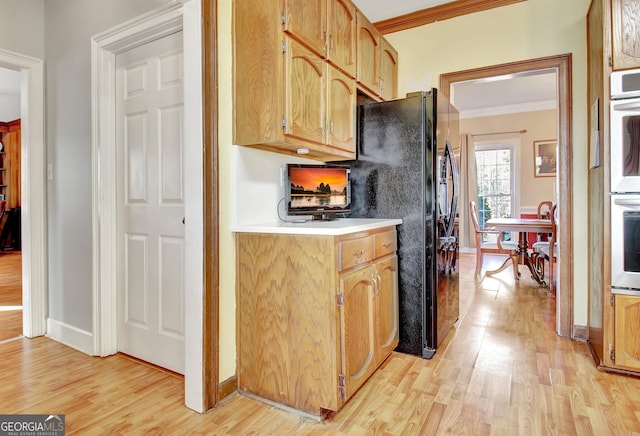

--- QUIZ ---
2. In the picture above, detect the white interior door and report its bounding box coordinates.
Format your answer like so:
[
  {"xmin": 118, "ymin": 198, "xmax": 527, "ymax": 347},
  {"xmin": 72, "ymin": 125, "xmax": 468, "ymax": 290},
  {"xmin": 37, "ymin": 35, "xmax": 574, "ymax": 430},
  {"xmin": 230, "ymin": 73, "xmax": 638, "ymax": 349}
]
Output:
[{"xmin": 115, "ymin": 31, "xmax": 185, "ymax": 374}]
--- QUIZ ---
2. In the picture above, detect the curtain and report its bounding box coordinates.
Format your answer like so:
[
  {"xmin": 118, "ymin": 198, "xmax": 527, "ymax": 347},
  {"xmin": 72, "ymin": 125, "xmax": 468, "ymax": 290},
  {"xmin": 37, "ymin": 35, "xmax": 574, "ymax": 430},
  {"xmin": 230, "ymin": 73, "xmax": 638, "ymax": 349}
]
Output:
[{"xmin": 459, "ymin": 133, "xmax": 478, "ymax": 249}]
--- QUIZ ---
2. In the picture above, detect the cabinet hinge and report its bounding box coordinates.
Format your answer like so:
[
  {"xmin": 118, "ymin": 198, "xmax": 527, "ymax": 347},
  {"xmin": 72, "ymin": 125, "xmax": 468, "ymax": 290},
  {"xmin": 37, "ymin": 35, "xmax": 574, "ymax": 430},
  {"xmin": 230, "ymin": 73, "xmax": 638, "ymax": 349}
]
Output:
[
  {"xmin": 338, "ymin": 374, "xmax": 346, "ymax": 401},
  {"xmin": 281, "ymin": 12, "xmax": 286, "ymax": 25},
  {"xmin": 608, "ymin": 55, "xmax": 613, "ymax": 68},
  {"xmin": 610, "ymin": 347, "xmax": 615, "ymax": 362},
  {"xmin": 282, "ymin": 116, "xmax": 287, "ymax": 130},
  {"xmin": 337, "ymin": 292, "xmax": 344, "ymax": 306},
  {"xmin": 281, "ymin": 40, "xmax": 287, "ymax": 53},
  {"xmin": 610, "ymin": 294, "xmax": 615, "ymax": 306}
]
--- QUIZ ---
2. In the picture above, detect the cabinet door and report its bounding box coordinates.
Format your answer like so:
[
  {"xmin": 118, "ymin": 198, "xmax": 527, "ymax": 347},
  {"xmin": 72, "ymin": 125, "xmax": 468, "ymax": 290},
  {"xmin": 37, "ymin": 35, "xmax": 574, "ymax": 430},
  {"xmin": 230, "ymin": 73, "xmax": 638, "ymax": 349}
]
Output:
[
  {"xmin": 356, "ymin": 11, "xmax": 380, "ymax": 96},
  {"xmin": 339, "ymin": 266, "xmax": 376, "ymax": 401},
  {"xmin": 379, "ymin": 37, "xmax": 398, "ymax": 101},
  {"xmin": 615, "ymin": 294, "xmax": 640, "ymax": 370},
  {"xmin": 284, "ymin": 0, "xmax": 327, "ymax": 57},
  {"xmin": 285, "ymin": 37, "xmax": 327, "ymax": 145},
  {"xmin": 327, "ymin": 0, "xmax": 356, "ymax": 78},
  {"xmin": 374, "ymin": 255, "xmax": 399, "ymax": 362},
  {"xmin": 327, "ymin": 66, "xmax": 356, "ymax": 153},
  {"xmin": 612, "ymin": 0, "xmax": 640, "ymax": 70}
]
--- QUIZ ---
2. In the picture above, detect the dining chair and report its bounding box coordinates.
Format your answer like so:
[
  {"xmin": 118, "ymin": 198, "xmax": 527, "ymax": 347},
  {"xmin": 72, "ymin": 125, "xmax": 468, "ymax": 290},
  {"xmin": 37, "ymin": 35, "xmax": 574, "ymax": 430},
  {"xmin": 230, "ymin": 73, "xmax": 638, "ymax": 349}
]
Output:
[
  {"xmin": 534, "ymin": 200, "xmax": 553, "ymax": 243},
  {"xmin": 469, "ymin": 201, "xmax": 519, "ymax": 279},
  {"xmin": 537, "ymin": 200, "xmax": 553, "ymax": 220},
  {"xmin": 532, "ymin": 203, "xmax": 558, "ymax": 291}
]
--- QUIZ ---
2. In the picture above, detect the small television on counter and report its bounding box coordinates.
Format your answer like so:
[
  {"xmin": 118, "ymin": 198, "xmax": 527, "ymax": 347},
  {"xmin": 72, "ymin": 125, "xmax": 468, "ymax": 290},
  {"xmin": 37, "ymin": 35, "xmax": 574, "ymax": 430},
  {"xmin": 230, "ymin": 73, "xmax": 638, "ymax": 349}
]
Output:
[{"xmin": 284, "ymin": 164, "xmax": 351, "ymax": 221}]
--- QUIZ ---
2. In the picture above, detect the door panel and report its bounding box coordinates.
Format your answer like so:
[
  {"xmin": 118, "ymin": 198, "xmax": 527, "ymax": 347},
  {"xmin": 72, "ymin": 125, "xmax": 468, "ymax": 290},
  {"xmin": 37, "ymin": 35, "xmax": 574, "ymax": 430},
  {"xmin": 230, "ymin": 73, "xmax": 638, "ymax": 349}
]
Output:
[
  {"xmin": 327, "ymin": 66, "xmax": 355, "ymax": 152},
  {"xmin": 328, "ymin": 0, "xmax": 356, "ymax": 78},
  {"xmin": 285, "ymin": 37, "xmax": 326, "ymax": 145},
  {"xmin": 375, "ymin": 255, "xmax": 399, "ymax": 360},
  {"xmin": 284, "ymin": 0, "xmax": 326, "ymax": 57},
  {"xmin": 356, "ymin": 12, "xmax": 379, "ymax": 95},
  {"xmin": 615, "ymin": 294, "xmax": 640, "ymax": 370},
  {"xmin": 340, "ymin": 266, "xmax": 376, "ymax": 399},
  {"xmin": 116, "ymin": 31, "xmax": 185, "ymax": 374}
]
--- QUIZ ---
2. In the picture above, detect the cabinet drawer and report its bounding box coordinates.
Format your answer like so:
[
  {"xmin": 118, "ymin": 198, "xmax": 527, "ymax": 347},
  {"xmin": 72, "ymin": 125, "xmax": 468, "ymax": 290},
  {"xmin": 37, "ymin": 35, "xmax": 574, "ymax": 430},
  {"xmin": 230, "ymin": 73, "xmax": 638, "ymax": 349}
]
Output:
[
  {"xmin": 374, "ymin": 230, "xmax": 396, "ymax": 259},
  {"xmin": 339, "ymin": 236, "xmax": 372, "ymax": 271}
]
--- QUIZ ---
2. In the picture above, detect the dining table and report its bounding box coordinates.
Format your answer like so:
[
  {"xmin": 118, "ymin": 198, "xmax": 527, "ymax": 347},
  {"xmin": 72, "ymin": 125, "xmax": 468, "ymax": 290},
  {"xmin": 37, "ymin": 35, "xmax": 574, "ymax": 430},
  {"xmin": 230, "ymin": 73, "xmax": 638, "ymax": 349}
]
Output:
[{"xmin": 484, "ymin": 217, "xmax": 553, "ymax": 286}]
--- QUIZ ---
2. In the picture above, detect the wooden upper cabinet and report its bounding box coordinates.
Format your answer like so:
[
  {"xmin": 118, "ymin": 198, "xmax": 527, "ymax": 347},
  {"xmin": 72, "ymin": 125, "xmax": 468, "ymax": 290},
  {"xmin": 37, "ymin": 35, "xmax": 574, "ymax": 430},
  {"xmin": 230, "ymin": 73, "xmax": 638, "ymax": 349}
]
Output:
[
  {"xmin": 233, "ymin": 0, "xmax": 395, "ymax": 161},
  {"xmin": 283, "ymin": 0, "xmax": 327, "ymax": 57},
  {"xmin": 379, "ymin": 37, "xmax": 398, "ymax": 101},
  {"xmin": 327, "ymin": 0, "xmax": 357, "ymax": 78},
  {"xmin": 356, "ymin": 11, "xmax": 380, "ymax": 97},
  {"xmin": 612, "ymin": 0, "xmax": 640, "ymax": 70},
  {"xmin": 355, "ymin": 11, "xmax": 398, "ymax": 100},
  {"xmin": 284, "ymin": 37, "xmax": 327, "ymax": 146},
  {"xmin": 327, "ymin": 67, "xmax": 356, "ymax": 153}
]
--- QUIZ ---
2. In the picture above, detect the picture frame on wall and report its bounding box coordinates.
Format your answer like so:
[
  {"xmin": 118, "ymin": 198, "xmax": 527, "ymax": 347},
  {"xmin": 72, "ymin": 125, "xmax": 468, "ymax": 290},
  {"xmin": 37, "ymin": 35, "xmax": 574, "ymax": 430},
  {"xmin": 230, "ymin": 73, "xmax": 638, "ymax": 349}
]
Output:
[{"xmin": 534, "ymin": 139, "xmax": 557, "ymax": 177}]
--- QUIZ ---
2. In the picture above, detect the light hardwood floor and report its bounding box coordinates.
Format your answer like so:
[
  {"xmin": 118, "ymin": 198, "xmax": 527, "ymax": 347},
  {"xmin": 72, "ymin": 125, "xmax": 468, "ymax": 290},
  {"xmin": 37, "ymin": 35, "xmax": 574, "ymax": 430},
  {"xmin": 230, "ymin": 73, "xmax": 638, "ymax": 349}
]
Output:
[
  {"xmin": 2, "ymin": 253, "xmax": 640, "ymax": 434},
  {"xmin": 0, "ymin": 250, "xmax": 22, "ymax": 342}
]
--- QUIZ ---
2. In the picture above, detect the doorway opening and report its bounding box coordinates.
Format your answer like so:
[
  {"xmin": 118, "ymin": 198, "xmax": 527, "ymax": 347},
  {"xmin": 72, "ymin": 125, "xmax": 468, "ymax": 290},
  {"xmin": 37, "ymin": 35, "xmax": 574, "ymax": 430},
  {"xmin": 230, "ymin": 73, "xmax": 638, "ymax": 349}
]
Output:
[
  {"xmin": 441, "ymin": 54, "xmax": 573, "ymax": 338},
  {"xmin": 0, "ymin": 50, "xmax": 46, "ymax": 340},
  {"xmin": 92, "ymin": 0, "xmax": 216, "ymax": 413},
  {"xmin": 0, "ymin": 78, "xmax": 23, "ymax": 340}
]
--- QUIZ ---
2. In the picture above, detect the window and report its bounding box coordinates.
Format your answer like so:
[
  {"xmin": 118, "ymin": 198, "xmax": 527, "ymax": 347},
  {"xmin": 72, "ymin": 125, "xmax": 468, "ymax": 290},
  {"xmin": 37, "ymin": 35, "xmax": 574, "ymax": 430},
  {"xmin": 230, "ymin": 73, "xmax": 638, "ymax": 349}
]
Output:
[{"xmin": 474, "ymin": 140, "xmax": 519, "ymax": 241}]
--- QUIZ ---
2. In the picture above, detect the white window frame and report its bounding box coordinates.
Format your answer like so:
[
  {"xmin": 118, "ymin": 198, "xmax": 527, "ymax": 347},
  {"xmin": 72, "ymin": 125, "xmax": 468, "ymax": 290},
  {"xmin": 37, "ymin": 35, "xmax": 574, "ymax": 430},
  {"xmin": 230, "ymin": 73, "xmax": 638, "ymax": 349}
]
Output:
[{"xmin": 474, "ymin": 138, "xmax": 521, "ymax": 237}]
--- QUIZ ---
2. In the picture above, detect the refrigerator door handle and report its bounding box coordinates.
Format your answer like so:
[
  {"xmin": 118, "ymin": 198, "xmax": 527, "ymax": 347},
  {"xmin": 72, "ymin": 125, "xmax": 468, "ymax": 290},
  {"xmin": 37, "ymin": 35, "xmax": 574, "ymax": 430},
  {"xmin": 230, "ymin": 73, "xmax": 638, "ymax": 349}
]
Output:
[{"xmin": 442, "ymin": 141, "xmax": 459, "ymax": 238}]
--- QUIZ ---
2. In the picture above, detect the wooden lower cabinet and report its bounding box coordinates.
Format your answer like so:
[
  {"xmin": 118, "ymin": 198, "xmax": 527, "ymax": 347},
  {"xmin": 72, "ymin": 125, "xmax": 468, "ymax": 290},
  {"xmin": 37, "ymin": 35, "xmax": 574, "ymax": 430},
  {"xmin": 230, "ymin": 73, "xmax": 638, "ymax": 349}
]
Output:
[
  {"xmin": 614, "ymin": 294, "xmax": 640, "ymax": 370},
  {"xmin": 236, "ymin": 226, "xmax": 399, "ymax": 416}
]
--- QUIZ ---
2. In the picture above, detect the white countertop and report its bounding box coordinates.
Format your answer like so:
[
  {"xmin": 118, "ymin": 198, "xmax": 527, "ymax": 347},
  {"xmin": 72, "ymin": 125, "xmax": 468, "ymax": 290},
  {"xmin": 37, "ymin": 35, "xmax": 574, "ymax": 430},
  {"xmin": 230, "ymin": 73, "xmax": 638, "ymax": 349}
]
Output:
[{"xmin": 232, "ymin": 218, "xmax": 402, "ymax": 236}]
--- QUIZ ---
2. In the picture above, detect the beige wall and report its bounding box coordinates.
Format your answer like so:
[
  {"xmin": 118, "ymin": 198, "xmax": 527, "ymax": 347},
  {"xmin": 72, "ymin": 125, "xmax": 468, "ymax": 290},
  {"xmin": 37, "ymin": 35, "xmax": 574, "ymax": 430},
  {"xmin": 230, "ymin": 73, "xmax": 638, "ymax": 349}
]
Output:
[
  {"xmin": 461, "ymin": 109, "xmax": 557, "ymax": 211},
  {"xmin": 385, "ymin": 0, "xmax": 591, "ymax": 327}
]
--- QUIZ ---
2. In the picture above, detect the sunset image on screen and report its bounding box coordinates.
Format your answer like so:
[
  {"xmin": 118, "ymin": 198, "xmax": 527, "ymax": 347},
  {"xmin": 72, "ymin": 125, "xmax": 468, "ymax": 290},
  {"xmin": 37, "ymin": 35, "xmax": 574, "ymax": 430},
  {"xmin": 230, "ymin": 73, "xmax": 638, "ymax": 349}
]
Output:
[{"xmin": 290, "ymin": 168, "xmax": 347, "ymax": 193}]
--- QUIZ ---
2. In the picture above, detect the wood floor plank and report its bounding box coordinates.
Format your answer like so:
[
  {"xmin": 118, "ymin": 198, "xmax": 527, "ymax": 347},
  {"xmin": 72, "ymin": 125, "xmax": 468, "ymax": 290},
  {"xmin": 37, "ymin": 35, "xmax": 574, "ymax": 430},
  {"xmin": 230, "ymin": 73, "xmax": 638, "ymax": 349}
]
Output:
[{"xmin": 4, "ymin": 253, "xmax": 640, "ymax": 434}]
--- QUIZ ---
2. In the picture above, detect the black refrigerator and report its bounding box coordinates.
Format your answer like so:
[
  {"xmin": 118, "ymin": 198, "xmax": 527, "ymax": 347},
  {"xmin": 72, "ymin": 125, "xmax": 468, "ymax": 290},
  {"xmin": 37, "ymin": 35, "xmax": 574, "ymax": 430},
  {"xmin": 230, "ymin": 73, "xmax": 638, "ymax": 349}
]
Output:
[{"xmin": 349, "ymin": 89, "xmax": 460, "ymax": 358}]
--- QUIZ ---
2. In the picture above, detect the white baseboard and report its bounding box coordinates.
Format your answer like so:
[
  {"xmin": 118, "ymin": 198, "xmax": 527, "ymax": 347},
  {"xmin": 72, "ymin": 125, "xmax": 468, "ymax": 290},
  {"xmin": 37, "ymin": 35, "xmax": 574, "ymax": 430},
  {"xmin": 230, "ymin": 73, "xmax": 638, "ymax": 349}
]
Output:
[{"xmin": 46, "ymin": 318, "xmax": 94, "ymax": 355}]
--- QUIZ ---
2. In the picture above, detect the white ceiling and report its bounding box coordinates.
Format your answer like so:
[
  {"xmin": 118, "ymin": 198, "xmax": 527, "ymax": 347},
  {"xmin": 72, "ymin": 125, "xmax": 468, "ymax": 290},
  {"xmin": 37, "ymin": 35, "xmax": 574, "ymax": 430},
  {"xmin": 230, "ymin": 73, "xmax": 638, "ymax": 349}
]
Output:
[
  {"xmin": 351, "ymin": 0, "xmax": 558, "ymax": 117},
  {"xmin": 451, "ymin": 71, "xmax": 557, "ymax": 118}
]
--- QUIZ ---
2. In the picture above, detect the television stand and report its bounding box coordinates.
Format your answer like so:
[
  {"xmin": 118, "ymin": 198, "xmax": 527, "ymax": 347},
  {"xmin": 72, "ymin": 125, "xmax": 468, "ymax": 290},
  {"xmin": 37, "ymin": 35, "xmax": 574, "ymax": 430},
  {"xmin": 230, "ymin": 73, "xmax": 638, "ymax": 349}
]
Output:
[{"xmin": 312, "ymin": 214, "xmax": 339, "ymax": 221}]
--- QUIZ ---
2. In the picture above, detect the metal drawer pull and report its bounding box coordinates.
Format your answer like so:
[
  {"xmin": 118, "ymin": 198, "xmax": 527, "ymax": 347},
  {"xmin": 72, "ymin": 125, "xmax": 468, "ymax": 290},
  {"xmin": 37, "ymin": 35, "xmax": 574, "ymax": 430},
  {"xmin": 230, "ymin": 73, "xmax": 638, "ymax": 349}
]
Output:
[
  {"xmin": 382, "ymin": 241, "xmax": 392, "ymax": 248},
  {"xmin": 352, "ymin": 249, "xmax": 366, "ymax": 257}
]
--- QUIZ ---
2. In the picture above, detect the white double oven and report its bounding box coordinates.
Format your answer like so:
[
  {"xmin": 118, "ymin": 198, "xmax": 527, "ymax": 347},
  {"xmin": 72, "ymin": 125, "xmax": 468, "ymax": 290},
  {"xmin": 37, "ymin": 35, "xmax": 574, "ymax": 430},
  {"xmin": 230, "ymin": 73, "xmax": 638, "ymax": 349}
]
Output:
[{"xmin": 611, "ymin": 68, "xmax": 640, "ymax": 293}]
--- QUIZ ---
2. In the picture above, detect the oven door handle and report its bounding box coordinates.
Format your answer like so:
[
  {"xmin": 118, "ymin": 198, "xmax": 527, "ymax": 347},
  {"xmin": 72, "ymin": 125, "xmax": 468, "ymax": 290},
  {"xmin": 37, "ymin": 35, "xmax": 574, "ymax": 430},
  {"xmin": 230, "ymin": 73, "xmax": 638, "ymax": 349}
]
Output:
[
  {"xmin": 614, "ymin": 197, "xmax": 640, "ymax": 206},
  {"xmin": 612, "ymin": 99, "xmax": 640, "ymax": 111}
]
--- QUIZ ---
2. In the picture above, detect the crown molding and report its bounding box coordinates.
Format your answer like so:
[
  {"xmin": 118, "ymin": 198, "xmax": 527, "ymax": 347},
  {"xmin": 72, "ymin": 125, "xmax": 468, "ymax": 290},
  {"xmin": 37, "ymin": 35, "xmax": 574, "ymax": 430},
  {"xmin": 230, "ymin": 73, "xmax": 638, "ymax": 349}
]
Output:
[{"xmin": 374, "ymin": 0, "xmax": 527, "ymax": 34}]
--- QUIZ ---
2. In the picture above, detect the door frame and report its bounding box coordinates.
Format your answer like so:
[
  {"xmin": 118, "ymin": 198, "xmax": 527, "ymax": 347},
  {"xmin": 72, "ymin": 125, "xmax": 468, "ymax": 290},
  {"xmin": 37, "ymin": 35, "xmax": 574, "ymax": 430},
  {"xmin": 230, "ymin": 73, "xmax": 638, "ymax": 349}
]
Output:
[
  {"xmin": 0, "ymin": 49, "xmax": 47, "ymax": 339},
  {"xmin": 441, "ymin": 53, "xmax": 574, "ymax": 338},
  {"xmin": 91, "ymin": 0, "xmax": 210, "ymax": 412}
]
